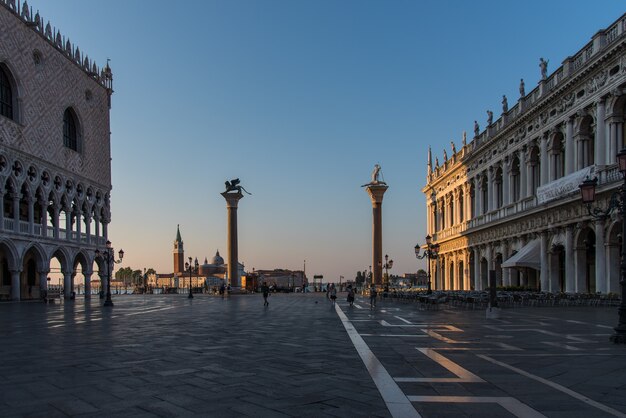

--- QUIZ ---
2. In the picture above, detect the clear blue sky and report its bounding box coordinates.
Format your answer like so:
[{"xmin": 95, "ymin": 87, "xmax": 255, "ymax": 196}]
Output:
[{"xmin": 36, "ymin": 1, "xmax": 625, "ymax": 282}]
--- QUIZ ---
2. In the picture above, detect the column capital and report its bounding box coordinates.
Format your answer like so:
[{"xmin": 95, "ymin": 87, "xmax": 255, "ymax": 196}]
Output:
[
  {"xmin": 221, "ymin": 191, "xmax": 244, "ymax": 208},
  {"xmin": 365, "ymin": 184, "xmax": 388, "ymax": 205}
]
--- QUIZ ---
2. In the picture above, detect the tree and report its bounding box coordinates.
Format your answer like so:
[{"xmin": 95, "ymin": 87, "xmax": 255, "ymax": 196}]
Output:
[{"xmin": 114, "ymin": 267, "xmax": 134, "ymax": 285}]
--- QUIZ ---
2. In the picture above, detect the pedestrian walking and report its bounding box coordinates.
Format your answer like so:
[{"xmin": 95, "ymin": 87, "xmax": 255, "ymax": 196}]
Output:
[
  {"xmin": 261, "ymin": 282, "xmax": 270, "ymax": 306},
  {"xmin": 369, "ymin": 284, "xmax": 377, "ymax": 308},
  {"xmin": 347, "ymin": 285, "xmax": 355, "ymax": 307},
  {"xmin": 329, "ymin": 283, "xmax": 337, "ymax": 305}
]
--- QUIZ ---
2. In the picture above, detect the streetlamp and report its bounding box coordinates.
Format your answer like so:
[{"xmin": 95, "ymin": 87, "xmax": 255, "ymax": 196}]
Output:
[
  {"xmin": 184, "ymin": 257, "xmax": 199, "ymax": 299},
  {"xmin": 579, "ymin": 148, "xmax": 626, "ymax": 344},
  {"xmin": 415, "ymin": 235, "xmax": 440, "ymax": 294},
  {"xmin": 383, "ymin": 254, "xmax": 393, "ymax": 286},
  {"xmin": 95, "ymin": 240, "xmax": 124, "ymax": 307}
]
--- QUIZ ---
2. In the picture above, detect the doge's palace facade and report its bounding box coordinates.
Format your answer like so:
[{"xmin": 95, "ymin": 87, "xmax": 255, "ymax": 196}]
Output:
[
  {"xmin": 0, "ymin": 1, "xmax": 113, "ymax": 300},
  {"xmin": 423, "ymin": 13, "xmax": 626, "ymax": 295}
]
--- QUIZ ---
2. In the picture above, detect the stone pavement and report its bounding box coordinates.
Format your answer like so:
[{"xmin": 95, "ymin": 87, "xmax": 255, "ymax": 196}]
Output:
[{"xmin": 0, "ymin": 293, "xmax": 625, "ymax": 417}]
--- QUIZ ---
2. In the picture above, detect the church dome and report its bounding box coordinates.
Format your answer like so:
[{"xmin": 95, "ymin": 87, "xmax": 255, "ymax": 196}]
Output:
[{"xmin": 212, "ymin": 250, "xmax": 224, "ymax": 265}]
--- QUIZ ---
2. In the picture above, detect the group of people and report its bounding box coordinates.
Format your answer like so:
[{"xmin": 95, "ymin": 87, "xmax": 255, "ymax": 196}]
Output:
[{"xmin": 260, "ymin": 281, "xmax": 380, "ymax": 309}]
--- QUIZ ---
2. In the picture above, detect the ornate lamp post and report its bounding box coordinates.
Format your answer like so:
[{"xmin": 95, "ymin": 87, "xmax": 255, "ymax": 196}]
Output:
[
  {"xmin": 415, "ymin": 235, "xmax": 440, "ymax": 294},
  {"xmin": 383, "ymin": 254, "xmax": 393, "ymax": 286},
  {"xmin": 579, "ymin": 148, "xmax": 626, "ymax": 343},
  {"xmin": 95, "ymin": 240, "xmax": 124, "ymax": 307},
  {"xmin": 184, "ymin": 257, "xmax": 199, "ymax": 299}
]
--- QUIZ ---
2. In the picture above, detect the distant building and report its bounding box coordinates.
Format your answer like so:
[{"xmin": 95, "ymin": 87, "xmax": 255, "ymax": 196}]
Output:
[
  {"xmin": 0, "ymin": 1, "xmax": 113, "ymax": 300},
  {"xmin": 148, "ymin": 225, "xmax": 244, "ymax": 290},
  {"xmin": 423, "ymin": 13, "xmax": 626, "ymax": 294},
  {"xmin": 255, "ymin": 269, "xmax": 307, "ymax": 291}
]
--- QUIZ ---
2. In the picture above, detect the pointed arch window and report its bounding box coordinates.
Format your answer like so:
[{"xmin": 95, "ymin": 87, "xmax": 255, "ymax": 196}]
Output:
[
  {"xmin": 63, "ymin": 108, "xmax": 78, "ymax": 151},
  {"xmin": 0, "ymin": 67, "xmax": 14, "ymax": 120}
]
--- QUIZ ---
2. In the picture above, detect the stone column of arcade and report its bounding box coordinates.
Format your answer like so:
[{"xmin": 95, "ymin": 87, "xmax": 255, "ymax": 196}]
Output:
[
  {"xmin": 221, "ymin": 178, "xmax": 249, "ymax": 294},
  {"xmin": 363, "ymin": 164, "xmax": 388, "ymax": 287}
]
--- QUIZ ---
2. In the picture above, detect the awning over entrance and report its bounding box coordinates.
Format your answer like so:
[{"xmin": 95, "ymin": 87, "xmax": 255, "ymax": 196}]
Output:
[{"xmin": 501, "ymin": 239, "xmax": 541, "ymax": 270}]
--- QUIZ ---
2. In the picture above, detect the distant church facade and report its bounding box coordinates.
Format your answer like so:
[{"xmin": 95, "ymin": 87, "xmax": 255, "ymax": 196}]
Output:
[
  {"xmin": 0, "ymin": 1, "xmax": 114, "ymax": 300},
  {"xmin": 150, "ymin": 225, "xmax": 244, "ymax": 290},
  {"xmin": 423, "ymin": 13, "xmax": 626, "ymax": 294}
]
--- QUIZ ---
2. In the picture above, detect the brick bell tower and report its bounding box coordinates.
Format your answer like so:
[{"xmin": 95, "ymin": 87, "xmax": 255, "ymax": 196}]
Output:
[{"xmin": 173, "ymin": 224, "xmax": 184, "ymax": 275}]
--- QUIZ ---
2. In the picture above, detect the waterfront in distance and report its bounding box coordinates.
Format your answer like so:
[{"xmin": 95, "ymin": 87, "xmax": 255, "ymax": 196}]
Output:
[{"xmin": 1, "ymin": 293, "xmax": 625, "ymax": 417}]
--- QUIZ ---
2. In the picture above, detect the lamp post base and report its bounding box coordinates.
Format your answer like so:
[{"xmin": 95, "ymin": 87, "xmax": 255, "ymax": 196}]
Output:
[
  {"xmin": 104, "ymin": 299, "xmax": 114, "ymax": 307},
  {"xmin": 610, "ymin": 325, "xmax": 626, "ymax": 343},
  {"xmin": 188, "ymin": 292, "xmax": 193, "ymax": 299}
]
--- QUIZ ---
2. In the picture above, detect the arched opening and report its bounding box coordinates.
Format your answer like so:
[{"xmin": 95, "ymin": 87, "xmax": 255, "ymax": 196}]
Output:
[
  {"xmin": 495, "ymin": 253, "xmax": 503, "ymax": 287},
  {"xmin": 575, "ymin": 227, "xmax": 596, "ymax": 293},
  {"xmin": 63, "ymin": 108, "xmax": 80, "ymax": 152},
  {"xmin": 458, "ymin": 260, "xmax": 464, "ymax": 290},
  {"xmin": 578, "ymin": 115, "xmax": 595, "ymax": 168},
  {"xmin": 0, "ymin": 63, "xmax": 17, "ymax": 121},
  {"xmin": 495, "ymin": 167, "xmax": 503, "ymax": 209},
  {"xmin": 529, "ymin": 145, "xmax": 540, "ymax": 192},
  {"xmin": 21, "ymin": 245, "xmax": 45, "ymax": 300},
  {"xmin": 448, "ymin": 260, "xmax": 454, "ymax": 290},
  {"xmin": 458, "ymin": 188, "xmax": 464, "ymax": 222},
  {"xmin": 511, "ymin": 157, "xmax": 521, "ymax": 202},
  {"xmin": 480, "ymin": 174, "xmax": 488, "ymax": 214},
  {"xmin": 550, "ymin": 245, "xmax": 566, "ymax": 292},
  {"xmin": 606, "ymin": 221, "xmax": 621, "ymax": 294},
  {"xmin": 551, "ymin": 132, "xmax": 565, "ymax": 180},
  {"xmin": 480, "ymin": 257, "xmax": 488, "ymax": 290}
]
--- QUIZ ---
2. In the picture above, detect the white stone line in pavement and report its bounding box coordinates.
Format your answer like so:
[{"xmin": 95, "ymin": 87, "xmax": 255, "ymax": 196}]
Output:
[
  {"xmin": 335, "ymin": 304, "xmax": 421, "ymax": 418},
  {"xmin": 478, "ymin": 354, "xmax": 626, "ymax": 418},
  {"xmin": 542, "ymin": 341, "xmax": 581, "ymax": 351},
  {"xmin": 394, "ymin": 348, "xmax": 485, "ymax": 383},
  {"xmin": 487, "ymin": 353, "xmax": 626, "ymax": 356},
  {"xmin": 406, "ymin": 396, "xmax": 546, "ymax": 418},
  {"xmin": 394, "ymin": 316, "xmax": 413, "ymax": 324},
  {"xmin": 422, "ymin": 329, "xmax": 470, "ymax": 344},
  {"xmin": 126, "ymin": 306, "xmax": 175, "ymax": 316},
  {"xmin": 360, "ymin": 334, "xmax": 428, "ymax": 337}
]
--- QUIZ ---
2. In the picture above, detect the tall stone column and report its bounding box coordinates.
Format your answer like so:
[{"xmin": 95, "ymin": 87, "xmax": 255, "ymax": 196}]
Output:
[
  {"xmin": 565, "ymin": 118, "xmax": 575, "ymax": 174},
  {"xmin": 221, "ymin": 191, "xmax": 244, "ymax": 289},
  {"xmin": 540, "ymin": 134, "xmax": 548, "ymax": 186},
  {"xmin": 595, "ymin": 219, "xmax": 606, "ymax": 294},
  {"xmin": 11, "ymin": 270, "xmax": 20, "ymax": 301},
  {"xmin": 540, "ymin": 232, "xmax": 549, "ymax": 292},
  {"xmin": 565, "ymin": 225, "xmax": 575, "ymax": 293},
  {"xmin": 365, "ymin": 184, "xmax": 388, "ymax": 286},
  {"xmin": 595, "ymin": 100, "xmax": 606, "ymax": 166},
  {"xmin": 519, "ymin": 151, "xmax": 527, "ymax": 199},
  {"xmin": 471, "ymin": 247, "xmax": 478, "ymax": 290},
  {"xmin": 63, "ymin": 271, "xmax": 72, "ymax": 299},
  {"xmin": 84, "ymin": 271, "xmax": 92, "ymax": 299}
]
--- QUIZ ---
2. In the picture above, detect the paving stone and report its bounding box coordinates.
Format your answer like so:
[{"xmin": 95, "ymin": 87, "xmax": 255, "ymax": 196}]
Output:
[{"xmin": 1, "ymin": 294, "xmax": 626, "ymax": 417}]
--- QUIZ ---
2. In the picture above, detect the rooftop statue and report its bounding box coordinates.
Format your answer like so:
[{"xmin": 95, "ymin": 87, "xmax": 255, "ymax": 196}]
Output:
[
  {"xmin": 224, "ymin": 178, "xmax": 251, "ymax": 195},
  {"xmin": 502, "ymin": 95, "xmax": 508, "ymax": 113},
  {"xmin": 474, "ymin": 120, "xmax": 480, "ymax": 137},
  {"xmin": 539, "ymin": 57, "xmax": 549, "ymax": 80},
  {"xmin": 519, "ymin": 78, "xmax": 525, "ymax": 97},
  {"xmin": 462, "ymin": 131, "xmax": 467, "ymax": 146},
  {"xmin": 362, "ymin": 164, "xmax": 387, "ymax": 187},
  {"xmin": 486, "ymin": 110, "xmax": 493, "ymax": 126}
]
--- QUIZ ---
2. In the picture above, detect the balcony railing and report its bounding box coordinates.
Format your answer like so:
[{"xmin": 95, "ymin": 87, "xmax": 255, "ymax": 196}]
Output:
[{"xmin": 0, "ymin": 220, "xmax": 105, "ymax": 246}]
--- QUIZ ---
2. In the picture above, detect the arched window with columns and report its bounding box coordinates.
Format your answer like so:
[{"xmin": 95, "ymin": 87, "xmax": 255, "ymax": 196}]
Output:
[
  {"xmin": 480, "ymin": 175, "xmax": 488, "ymax": 215},
  {"xmin": 551, "ymin": 132, "xmax": 565, "ymax": 180},
  {"xmin": 511, "ymin": 156, "xmax": 520, "ymax": 202},
  {"xmin": 530, "ymin": 146, "xmax": 540, "ymax": 194},
  {"xmin": 0, "ymin": 64, "xmax": 16, "ymax": 120},
  {"xmin": 495, "ymin": 166, "xmax": 503, "ymax": 208}
]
